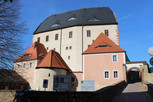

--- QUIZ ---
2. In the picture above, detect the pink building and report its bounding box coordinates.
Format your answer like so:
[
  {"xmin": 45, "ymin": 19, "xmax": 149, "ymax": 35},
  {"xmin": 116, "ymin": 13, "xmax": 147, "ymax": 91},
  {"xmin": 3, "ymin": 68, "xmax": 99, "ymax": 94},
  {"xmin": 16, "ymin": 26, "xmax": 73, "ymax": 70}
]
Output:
[
  {"xmin": 82, "ymin": 33, "xmax": 127, "ymax": 90},
  {"xmin": 14, "ymin": 33, "xmax": 148, "ymax": 91}
]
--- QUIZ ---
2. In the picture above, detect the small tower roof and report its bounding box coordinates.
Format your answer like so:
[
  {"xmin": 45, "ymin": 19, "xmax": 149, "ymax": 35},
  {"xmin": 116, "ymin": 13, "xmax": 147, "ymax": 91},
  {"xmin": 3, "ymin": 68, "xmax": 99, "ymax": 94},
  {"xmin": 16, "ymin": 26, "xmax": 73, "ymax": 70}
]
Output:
[
  {"xmin": 14, "ymin": 42, "xmax": 47, "ymax": 62},
  {"xmin": 37, "ymin": 50, "xmax": 70, "ymax": 71},
  {"xmin": 83, "ymin": 33, "xmax": 125, "ymax": 54}
]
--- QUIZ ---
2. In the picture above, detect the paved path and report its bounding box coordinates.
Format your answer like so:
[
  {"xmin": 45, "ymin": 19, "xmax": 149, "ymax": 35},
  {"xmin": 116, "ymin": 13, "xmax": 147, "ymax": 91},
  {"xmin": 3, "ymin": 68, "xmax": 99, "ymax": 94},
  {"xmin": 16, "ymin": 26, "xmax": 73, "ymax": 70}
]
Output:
[{"xmin": 111, "ymin": 82, "xmax": 153, "ymax": 102}]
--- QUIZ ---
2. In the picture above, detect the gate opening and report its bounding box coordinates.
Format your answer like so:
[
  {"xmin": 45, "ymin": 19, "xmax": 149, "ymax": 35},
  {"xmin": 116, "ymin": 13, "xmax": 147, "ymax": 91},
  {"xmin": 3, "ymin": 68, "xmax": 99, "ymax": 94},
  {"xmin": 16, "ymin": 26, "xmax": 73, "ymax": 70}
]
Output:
[{"xmin": 127, "ymin": 68, "xmax": 142, "ymax": 83}]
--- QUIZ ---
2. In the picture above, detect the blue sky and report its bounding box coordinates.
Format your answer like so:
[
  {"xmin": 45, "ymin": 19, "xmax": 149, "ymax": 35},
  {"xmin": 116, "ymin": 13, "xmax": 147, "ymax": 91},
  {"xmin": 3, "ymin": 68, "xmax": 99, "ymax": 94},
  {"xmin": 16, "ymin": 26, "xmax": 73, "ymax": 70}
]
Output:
[{"xmin": 20, "ymin": 0, "xmax": 153, "ymax": 66}]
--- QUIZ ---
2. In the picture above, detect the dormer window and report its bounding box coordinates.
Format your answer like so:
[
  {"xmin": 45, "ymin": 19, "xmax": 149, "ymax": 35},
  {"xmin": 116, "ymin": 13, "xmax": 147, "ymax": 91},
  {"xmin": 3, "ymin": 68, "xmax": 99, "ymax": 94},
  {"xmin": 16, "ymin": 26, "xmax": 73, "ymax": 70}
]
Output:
[
  {"xmin": 95, "ymin": 45, "xmax": 110, "ymax": 48},
  {"xmin": 68, "ymin": 17, "xmax": 77, "ymax": 21},
  {"xmin": 51, "ymin": 24, "xmax": 59, "ymax": 27},
  {"xmin": 40, "ymin": 55, "xmax": 45, "ymax": 58},
  {"xmin": 89, "ymin": 18, "xmax": 100, "ymax": 22},
  {"xmin": 23, "ymin": 54, "xmax": 31, "ymax": 57}
]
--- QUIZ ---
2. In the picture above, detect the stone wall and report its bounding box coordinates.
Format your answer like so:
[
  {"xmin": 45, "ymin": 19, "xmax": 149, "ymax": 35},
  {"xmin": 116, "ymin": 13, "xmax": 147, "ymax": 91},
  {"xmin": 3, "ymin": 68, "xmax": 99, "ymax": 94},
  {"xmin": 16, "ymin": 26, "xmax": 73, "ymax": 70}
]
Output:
[
  {"xmin": 0, "ymin": 90, "xmax": 16, "ymax": 102},
  {"xmin": 144, "ymin": 64, "xmax": 153, "ymax": 83}
]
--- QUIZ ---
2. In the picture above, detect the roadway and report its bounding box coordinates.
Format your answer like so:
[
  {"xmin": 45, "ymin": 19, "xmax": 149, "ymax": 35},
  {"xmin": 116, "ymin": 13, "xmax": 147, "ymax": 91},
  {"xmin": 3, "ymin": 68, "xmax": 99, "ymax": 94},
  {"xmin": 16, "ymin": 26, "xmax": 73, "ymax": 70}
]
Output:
[{"xmin": 111, "ymin": 82, "xmax": 153, "ymax": 102}]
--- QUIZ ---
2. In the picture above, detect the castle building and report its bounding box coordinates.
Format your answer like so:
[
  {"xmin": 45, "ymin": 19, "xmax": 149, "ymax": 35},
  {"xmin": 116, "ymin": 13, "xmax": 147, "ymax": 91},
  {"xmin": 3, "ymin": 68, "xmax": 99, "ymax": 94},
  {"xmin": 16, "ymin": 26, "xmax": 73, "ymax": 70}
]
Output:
[
  {"xmin": 32, "ymin": 7, "xmax": 119, "ymax": 73},
  {"xmin": 14, "ymin": 7, "xmax": 150, "ymax": 91}
]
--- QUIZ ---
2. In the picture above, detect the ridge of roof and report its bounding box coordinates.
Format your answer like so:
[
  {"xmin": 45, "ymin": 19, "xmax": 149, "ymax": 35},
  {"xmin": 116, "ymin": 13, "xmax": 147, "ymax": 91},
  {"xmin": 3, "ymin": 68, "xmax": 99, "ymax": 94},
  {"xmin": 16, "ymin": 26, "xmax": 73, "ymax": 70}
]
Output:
[
  {"xmin": 33, "ymin": 7, "xmax": 118, "ymax": 34},
  {"xmin": 37, "ymin": 50, "xmax": 70, "ymax": 71},
  {"xmin": 14, "ymin": 42, "xmax": 47, "ymax": 62},
  {"xmin": 83, "ymin": 33, "xmax": 125, "ymax": 54}
]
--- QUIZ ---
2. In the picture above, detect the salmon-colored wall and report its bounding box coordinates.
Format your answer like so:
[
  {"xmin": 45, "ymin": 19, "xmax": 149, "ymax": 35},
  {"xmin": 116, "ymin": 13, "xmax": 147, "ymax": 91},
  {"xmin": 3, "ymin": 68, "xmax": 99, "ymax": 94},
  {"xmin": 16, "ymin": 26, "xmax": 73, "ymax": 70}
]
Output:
[
  {"xmin": 70, "ymin": 72, "xmax": 83, "ymax": 91},
  {"xmin": 84, "ymin": 53, "xmax": 125, "ymax": 90},
  {"xmin": 14, "ymin": 60, "xmax": 37, "ymax": 89}
]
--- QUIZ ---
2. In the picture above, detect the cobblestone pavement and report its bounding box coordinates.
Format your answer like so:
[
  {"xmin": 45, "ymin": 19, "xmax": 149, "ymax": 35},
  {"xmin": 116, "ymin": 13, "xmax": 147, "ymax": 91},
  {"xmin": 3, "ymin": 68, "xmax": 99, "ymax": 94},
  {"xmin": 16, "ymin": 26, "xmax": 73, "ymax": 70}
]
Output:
[{"xmin": 111, "ymin": 82, "xmax": 153, "ymax": 102}]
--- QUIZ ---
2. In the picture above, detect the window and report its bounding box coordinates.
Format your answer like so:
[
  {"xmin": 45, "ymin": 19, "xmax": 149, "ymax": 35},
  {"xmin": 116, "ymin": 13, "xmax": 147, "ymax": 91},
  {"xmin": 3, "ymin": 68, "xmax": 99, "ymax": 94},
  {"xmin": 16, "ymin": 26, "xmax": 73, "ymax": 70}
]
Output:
[
  {"xmin": 104, "ymin": 71, "xmax": 109, "ymax": 78},
  {"xmin": 46, "ymin": 35, "xmax": 49, "ymax": 42},
  {"xmin": 69, "ymin": 46, "xmax": 72, "ymax": 49},
  {"xmin": 23, "ymin": 54, "xmax": 31, "ymax": 57},
  {"xmin": 68, "ymin": 17, "xmax": 77, "ymax": 21},
  {"xmin": 95, "ymin": 45, "xmax": 110, "ymax": 48},
  {"xmin": 69, "ymin": 31, "xmax": 72, "ymax": 38},
  {"xmin": 113, "ymin": 71, "xmax": 119, "ymax": 78},
  {"xmin": 23, "ymin": 63, "xmax": 26, "ymax": 68},
  {"xmin": 17, "ymin": 64, "xmax": 20, "ymax": 69},
  {"xmin": 53, "ymin": 48, "xmax": 56, "ymax": 51},
  {"xmin": 66, "ymin": 47, "xmax": 68, "ymax": 50},
  {"xmin": 60, "ymin": 78, "xmax": 64, "ymax": 83},
  {"xmin": 113, "ymin": 55, "xmax": 118, "ymax": 62},
  {"xmin": 88, "ymin": 45, "xmax": 90, "ymax": 48},
  {"xmin": 68, "ymin": 56, "xmax": 70, "ymax": 60},
  {"xmin": 55, "ymin": 34, "xmax": 58, "ymax": 40},
  {"xmin": 92, "ymin": 39, "xmax": 94, "ymax": 42},
  {"xmin": 47, "ymin": 47, "xmax": 49, "ymax": 50},
  {"xmin": 87, "ymin": 30, "xmax": 91, "ymax": 37},
  {"xmin": 30, "ymin": 62, "xmax": 32, "ymax": 68},
  {"xmin": 37, "ymin": 37, "xmax": 40, "ymax": 42},
  {"xmin": 71, "ymin": 77, "xmax": 76, "ymax": 82},
  {"xmin": 105, "ymin": 30, "xmax": 109, "ymax": 36}
]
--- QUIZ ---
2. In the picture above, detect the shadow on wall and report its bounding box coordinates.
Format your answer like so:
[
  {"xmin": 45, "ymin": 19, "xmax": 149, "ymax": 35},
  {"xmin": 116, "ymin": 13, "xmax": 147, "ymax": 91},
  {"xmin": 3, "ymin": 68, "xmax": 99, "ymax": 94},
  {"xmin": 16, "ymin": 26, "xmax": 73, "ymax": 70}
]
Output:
[{"xmin": 68, "ymin": 72, "xmax": 78, "ymax": 91}]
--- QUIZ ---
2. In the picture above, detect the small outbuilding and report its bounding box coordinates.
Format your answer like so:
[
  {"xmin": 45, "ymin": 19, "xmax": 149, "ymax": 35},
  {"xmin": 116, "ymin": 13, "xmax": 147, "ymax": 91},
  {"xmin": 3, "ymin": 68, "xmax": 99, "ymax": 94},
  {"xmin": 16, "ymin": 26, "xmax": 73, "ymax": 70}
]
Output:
[{"xmin": 35, "ymin": 50, "xmax": 71, "ymax": 91}]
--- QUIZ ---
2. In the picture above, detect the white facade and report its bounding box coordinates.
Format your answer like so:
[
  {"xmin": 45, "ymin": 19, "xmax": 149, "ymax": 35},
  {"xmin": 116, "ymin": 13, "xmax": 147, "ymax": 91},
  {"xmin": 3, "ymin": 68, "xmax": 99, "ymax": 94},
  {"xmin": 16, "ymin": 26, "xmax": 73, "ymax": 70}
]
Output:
[
  {"xmin": 33, "ymin": 24, "xmax": 119, "ymax": 72},
  {"xmin": 35, "ymin": 68, "xmax": 67, "ymax": 91}
]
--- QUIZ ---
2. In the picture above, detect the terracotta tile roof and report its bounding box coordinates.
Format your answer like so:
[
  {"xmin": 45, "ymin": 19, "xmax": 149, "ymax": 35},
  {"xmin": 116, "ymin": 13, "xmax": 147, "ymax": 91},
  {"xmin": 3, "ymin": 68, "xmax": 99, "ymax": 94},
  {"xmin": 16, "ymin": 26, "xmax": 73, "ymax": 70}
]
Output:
[
  {"xmin": 83, "ymin": 33, "xmax": 125, "ymax": 54},
  {"xmin": 14, "ymin": 42, "xmax": 47, "ymax": 62},
  {"xmin": 37, "ymin": 50, "xmax": 70, "ymax": 71}
]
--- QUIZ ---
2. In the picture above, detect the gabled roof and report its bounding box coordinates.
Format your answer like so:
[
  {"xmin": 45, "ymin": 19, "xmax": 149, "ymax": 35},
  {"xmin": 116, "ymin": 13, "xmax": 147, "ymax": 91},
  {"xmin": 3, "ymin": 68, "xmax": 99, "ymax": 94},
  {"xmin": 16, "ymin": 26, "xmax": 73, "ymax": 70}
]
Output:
[
  {"xmin": 37, "ymin": 50, "xmax": 70, "ymax": 71},
  {"xmin": 34, "ymin": 7, "xmax": 118, "ymax": 34},
  {"xmin": 83, "ymin": 33, "xmax": 125, "ymax": 54},
  {"xmin": 14, "ymin": 42, "xmax": 47, "ymax": 62}
]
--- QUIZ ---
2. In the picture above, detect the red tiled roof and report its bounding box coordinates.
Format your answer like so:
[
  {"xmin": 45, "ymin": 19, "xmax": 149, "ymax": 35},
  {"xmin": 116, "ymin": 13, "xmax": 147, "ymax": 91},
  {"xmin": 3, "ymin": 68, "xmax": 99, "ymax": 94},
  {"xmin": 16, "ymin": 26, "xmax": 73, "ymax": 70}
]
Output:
[
  {"xmin": 14, "ymin": 42, "xmax": 47, "ymax": 62},
  {"xmin": 83, "ymin": 33, "xmax": 125, "ymax": 54},
  {"xmin": 37, "ymin": 50, "xmax": 70, "ymax": 71}
]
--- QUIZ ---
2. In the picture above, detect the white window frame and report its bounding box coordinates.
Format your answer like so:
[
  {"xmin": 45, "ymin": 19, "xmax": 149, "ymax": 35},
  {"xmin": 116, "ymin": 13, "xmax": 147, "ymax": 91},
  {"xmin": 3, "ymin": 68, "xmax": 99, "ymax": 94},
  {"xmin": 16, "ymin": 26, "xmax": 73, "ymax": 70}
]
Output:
[
  {"xmin": 104, "ymin": 30, "xmax": 109, "ymax": 36},
  {"xmin": 17, "ymin": 64, "xmax": 20, "ymax": 69},
  {"xmin": 112, "ymin": 54, "xmax": 118, "ymax": 62},
  {"xmin": 23, "ymin": 63, "xmax": 26, "ymax": 68},
  {"xmin": 69, "ymin": 31, "xmax": 73, "ymax": 38},
  {"xmin": 30, "ymin": 62, "xmax": 32, "ymax": 68},
  {"xmin": 104, "ymin": 70, "xmax": 110, "ymax": 79},
  {"xmin": 113, "ymin": 70, "xmax": 119, "ymax": 79},
  {"xmin": 87, "ymin": 30, "xmax": 91, "ymax": 37}
]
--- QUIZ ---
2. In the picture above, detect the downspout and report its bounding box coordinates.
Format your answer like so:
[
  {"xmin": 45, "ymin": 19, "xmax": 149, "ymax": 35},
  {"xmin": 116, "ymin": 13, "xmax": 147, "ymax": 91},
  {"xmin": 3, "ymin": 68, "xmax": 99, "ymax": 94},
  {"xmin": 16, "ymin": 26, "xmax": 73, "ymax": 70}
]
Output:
[{"xmin": 60, "ymin": 29, "xmax": 62, "ymax": 55}]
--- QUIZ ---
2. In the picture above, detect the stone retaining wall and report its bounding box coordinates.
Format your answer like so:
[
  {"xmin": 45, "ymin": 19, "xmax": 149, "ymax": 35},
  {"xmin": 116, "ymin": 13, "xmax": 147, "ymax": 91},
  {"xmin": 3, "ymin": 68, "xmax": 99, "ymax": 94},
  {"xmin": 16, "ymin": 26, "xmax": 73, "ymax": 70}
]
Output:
[{"xmin": 0, "ymin": 90, "xmax": 16, "ymax": 102}]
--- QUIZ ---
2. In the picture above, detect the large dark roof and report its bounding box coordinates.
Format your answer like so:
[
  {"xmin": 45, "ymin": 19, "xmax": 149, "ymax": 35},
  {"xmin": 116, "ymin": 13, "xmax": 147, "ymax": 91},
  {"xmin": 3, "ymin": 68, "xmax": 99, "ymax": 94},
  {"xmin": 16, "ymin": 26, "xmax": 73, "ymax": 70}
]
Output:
[
  {"xmin": 34, "ymin": 7, "xmax": 118, "ymax": 34},
  {"xmin": 0, "ymin": 69, "xmax": 28, "ymax": 84}
]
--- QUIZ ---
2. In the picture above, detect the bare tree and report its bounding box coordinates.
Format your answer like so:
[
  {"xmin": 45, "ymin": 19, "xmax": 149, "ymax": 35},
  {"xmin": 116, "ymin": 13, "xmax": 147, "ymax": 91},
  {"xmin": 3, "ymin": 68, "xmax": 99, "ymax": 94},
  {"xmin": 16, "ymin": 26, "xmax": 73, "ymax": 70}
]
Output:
[{"xmin": 0, "ymin": 0, "xmax": 26, "ymax": 69}]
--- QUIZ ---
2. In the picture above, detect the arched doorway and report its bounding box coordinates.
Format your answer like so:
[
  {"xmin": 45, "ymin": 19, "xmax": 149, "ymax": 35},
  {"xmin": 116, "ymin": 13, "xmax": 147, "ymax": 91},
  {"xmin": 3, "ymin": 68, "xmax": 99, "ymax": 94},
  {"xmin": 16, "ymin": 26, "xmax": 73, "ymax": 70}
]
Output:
[{"xmin": 127, "ymin": 67, "xmax": 143, "ymax": 83}]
